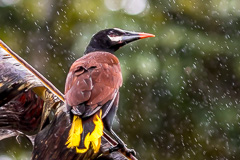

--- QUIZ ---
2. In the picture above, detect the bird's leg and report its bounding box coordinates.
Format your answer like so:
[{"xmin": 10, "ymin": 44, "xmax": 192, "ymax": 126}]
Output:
[
  {"xmin": 108, "ymin": 129, "xmax": 136, "ymax": 156},
  {"xmin": 102, "ymin": 93, "xmax": 136, "ymax": 156}
]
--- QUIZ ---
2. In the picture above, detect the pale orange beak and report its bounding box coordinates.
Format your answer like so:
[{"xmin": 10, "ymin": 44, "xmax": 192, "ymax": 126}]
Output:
[{"xmin": 138, "ymin": 32, "xmax": 155, "ymax": 39}]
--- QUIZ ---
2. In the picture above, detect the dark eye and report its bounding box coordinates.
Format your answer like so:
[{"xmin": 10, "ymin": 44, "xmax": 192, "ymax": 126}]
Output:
[
  {"xmin": 108, "ymin": 30, "xmax": 122, "ymax": 37},
  {"xmin": 109, "ymin": 30, "xmax": 114, "ymax": 35}
]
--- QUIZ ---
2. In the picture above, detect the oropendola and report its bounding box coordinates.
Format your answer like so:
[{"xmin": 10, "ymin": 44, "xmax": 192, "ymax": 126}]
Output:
[{"xmin": 64, "ymin": 28, "xmax": 155, "ymax": 155}]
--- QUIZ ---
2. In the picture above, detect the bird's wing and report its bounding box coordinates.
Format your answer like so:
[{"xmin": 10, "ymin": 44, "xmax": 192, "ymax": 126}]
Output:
[
  {"xmin": 64, "ymin": 52, "xmax": 122, "ymax": 118},
  {"xmin": 0, "ymin": 40, "xmax": 64, "ymax": 137}
]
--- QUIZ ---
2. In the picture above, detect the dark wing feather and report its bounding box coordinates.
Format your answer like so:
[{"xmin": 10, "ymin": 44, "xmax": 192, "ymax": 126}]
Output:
[
  {"xmin": 65, "ymin": 70, "xmax": 92, "ymax": 106},
  {"xmin": 64, "ymin": 51, "xmax": 122, "ymax": 118}
]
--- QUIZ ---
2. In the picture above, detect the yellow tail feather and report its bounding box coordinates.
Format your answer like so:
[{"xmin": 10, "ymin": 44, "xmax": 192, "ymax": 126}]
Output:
[
  {"xmin": 65, "ymin": 115, "xmax": 83, "ymax": 148},
  {"xmin": 66, "ymin": 110, "xmax": 104, "ymax": 154}
]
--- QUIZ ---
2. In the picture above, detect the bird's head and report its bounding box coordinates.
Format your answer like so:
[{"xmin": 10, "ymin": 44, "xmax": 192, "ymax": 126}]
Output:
[{"xmin": 84, "ymin": 28, "xmax": 155, "ymax": 54}]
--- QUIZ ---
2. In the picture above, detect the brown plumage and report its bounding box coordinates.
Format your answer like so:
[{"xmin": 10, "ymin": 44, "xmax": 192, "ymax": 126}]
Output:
[
  {"xmin": 65, "ymin": 51, "xmax": 122, "ymax": 116},
  {"xmin": 64, "ymin": 28, "xmax": 154, "ymax": 155}
]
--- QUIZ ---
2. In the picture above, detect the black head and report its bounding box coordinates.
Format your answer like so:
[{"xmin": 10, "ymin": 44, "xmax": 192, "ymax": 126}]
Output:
[{"xmin": 84, "ymin": 28, "xmax": 155, "ymax": 55}]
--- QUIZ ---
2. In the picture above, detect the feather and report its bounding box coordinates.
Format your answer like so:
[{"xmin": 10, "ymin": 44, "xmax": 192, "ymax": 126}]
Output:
[
  {"xmin": 76, "ymin": 110, "xmax": 103, "ymax": 153},
  {"xmin": 65, "ymin": 115, "xmax": 83, "ymax": 148}
]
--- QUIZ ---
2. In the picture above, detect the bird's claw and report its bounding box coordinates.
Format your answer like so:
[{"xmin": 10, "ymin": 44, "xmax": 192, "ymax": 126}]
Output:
[
  {"xmin": 109, "ymin": 143, "xmax": 136, "ymax": 157},
  {"xmin": 124, "ymin": 148, "xmax": 136, "ymax": 157}
]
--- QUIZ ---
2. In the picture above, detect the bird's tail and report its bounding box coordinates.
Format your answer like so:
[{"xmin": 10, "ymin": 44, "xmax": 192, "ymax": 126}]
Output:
[{"xmin": 65, "ymin": 109, "xmax": 104, "ymax": 153}]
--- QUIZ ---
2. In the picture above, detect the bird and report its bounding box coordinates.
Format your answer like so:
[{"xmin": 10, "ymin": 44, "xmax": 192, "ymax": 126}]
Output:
[{"xmin": 64, "ymin": 28, "xmax": 155, "ymax": 155}]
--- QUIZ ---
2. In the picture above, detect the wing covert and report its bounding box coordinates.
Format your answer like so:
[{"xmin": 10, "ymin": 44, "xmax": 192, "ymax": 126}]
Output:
[{"xmin": 64, "ymin": 52, "xmax": 122, "ymax": 117}]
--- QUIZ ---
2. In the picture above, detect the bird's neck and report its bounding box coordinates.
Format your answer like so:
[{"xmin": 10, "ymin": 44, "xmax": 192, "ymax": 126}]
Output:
[
  {"xmin": 84, "ymin": 46, "xmax": 115, "ymax": 55},
  {"xmin": 84, "ymin": 46, "xmax": 97, "ymax": 55}
]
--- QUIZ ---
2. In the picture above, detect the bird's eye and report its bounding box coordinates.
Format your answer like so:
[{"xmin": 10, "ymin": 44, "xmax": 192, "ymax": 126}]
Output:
[{"xmin": 108, "ymin": 30, "xmax": 115, "ymax": 35}]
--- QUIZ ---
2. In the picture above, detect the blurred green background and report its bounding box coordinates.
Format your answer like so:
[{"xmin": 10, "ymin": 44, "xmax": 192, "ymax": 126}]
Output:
[{"xmin": 1, "ymin": 0, "xmax": 240, "ymax": 159}]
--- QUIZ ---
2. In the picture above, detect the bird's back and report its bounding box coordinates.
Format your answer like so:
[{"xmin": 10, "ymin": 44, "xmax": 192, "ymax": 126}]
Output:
[{"xmin": 64, "ymin": 51, "xmax": 122, "ymax": 115}]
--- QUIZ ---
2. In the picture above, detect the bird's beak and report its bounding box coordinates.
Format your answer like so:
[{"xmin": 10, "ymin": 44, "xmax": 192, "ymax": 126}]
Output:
[
  {"xmin": 121, "ymin": 31, "xmax": 155, "ymax": 43},
  {"xmin": 108, "ymin": 29, "xmax": 155, "ymax": 44}
]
